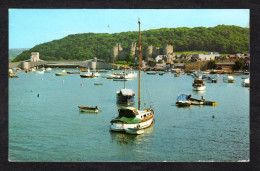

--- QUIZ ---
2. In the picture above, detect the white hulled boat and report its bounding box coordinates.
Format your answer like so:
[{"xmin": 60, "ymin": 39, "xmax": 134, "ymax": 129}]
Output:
[
  {"xmin": 110, "ymin": 19, "xmax": 155, "ymax": 132},
  {"xmin": 55, "ymin": 69, "xmax": 67, "ymax": 76},
  {"xmin": 80, "ymin": 68, "xmax": 93, "ymax": 78},
  {"xmin": 192, "ymin": 60, "xmax": 206, "ymax": 91},
  {"xmin": 242, "ymin": 78, "xmax": 250, "ymax": 87},
  {"xmin": 192, "ymin": 78, "xmax": 206, "ymax": 91},
  {"xmin": 45, "ymin": 67, "xmax": 52, "ymax": 73},
  {"xmin": 223, "ymin": 75, "xmax": 235, "ymax": 83}
]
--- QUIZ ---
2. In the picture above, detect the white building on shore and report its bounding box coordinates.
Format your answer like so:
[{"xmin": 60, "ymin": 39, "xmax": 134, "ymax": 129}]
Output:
[{"xmin": 193, "ymin": 52, "xmax": 220, "ymax": 61}]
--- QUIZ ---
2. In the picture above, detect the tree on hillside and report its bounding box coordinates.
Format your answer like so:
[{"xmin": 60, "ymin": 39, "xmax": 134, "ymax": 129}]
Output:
[
  {"xmin": 234, "ymin": 60, "xmax": 244, "ymax": 70},
  {"xmin": 208, "ymin": 60, "xmax": 217, "ymax": 69},
  {"xmin": 125, "ymin": 54, "xmax": 133, "ymax": 64}
]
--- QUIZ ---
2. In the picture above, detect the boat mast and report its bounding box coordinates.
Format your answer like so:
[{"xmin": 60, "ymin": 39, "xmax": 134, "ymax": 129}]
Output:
[
  {"xmin": 124, "ymin": 62, "xmax": 126, "ymax": 89},
  {"xmin": 198, "ymin": 59, "xmax": 200, "ymax": 77},
  {"xmin": 138, "ymin": 18, "xmax": 141, "ymax": 110}
]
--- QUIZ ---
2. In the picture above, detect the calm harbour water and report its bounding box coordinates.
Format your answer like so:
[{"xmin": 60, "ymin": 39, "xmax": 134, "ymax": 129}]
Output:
[{"xmin": 9, "ymin": 69, "xmax": 249, "ymax": 162}]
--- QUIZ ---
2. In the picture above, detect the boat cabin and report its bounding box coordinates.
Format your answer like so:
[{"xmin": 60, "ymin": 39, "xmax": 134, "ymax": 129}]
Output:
[
  {"xmin": 118, "ymin": 107, "xmax": 138, "ymax": 118},
  {"xmin": 118, "ymin": 89, "xmax": 135, "ymax": 96}
]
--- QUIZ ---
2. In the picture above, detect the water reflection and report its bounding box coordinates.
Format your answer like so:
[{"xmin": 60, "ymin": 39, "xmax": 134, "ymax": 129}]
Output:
[
  {"xmin": 109, "ymin": 126, "xmax": 154, "ymax": 145},
  {"xmin": 193, "ymin": 90, "xmax": 206, "ymax": 94},
  {"xmin": 116, "ymin": 103, "xmax": 135, "ymax": 108},
  {"xmin": 175, "ymin": 105, "xmax": 191, "ymax": 110}
]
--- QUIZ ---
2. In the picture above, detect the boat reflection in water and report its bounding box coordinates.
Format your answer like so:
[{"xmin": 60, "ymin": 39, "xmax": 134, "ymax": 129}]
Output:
[{"xmin": 109, "ymin": 126, "xmax": 154, "ymax": 145}]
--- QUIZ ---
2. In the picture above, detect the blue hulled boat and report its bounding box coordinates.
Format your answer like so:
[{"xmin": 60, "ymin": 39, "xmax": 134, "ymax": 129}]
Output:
[{"xmin": 116, "ymin": 89, "xmax": 135, "ymax": 105}]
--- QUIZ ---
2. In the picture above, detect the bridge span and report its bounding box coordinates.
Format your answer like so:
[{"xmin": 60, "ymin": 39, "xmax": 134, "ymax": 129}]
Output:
[{"xmin": 9, "ymin": 59, "xmax": 115, "ymax": 70}]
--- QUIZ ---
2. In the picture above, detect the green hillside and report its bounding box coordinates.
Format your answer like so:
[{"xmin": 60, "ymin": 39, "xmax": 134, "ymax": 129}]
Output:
[{"xmin": 13, "ymin": 25, "xmax": 249, "ymax": 62}]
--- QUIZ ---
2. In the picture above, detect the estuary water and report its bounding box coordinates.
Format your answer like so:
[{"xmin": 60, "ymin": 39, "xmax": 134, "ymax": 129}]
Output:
[{"xmin": 9, "ymin": 69, "xmax": 249, "ymax": 162}]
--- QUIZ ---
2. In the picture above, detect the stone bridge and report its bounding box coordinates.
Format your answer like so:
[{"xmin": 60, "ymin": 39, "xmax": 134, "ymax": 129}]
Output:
[{"xmin": 9, "ymin": 59, "xmax": 115, "ymax": 70}]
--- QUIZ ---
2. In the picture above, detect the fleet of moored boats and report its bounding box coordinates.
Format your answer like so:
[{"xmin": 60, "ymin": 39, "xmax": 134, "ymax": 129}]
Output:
[{"xmin": 9, "ymin": 19, "xmax": 250, "ymax": 135}]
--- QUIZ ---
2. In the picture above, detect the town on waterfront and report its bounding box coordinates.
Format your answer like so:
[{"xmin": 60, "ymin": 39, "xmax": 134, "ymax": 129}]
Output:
[{"xmin": 8, "ymin": 9, "xmax": 249, "ymax": 162}]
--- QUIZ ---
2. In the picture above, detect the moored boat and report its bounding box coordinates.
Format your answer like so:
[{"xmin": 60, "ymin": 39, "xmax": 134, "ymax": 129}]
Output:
[
  {"xmin": 35, "ymin": 70, "xmax": 45, "ymax": 74},
  {"xmin": 176, "ymin": 94, "xmax": 191, "ymax": 106},
  {"xmin": 158, "ymin": 71, "xmax": 165, "ymax": 76},
  {"xmin": 116, "ymin": 89, "xmax": 135, "ymax": 105},
  {"xmin": 110, "ymin": 19, "xmax": 155, "ymax": 132},
  {"xmin": 55, "ymin": 69, "xmax": 67, "ymax": 76},
  {"xmin": 241, "ymin": 78, "xmax": 250, "ymax": 87},
  {"xmin": 9, "ymin": 70, "xmax": 19, "ymax": 78},
  {"xmin": 223, "ymin": 75, "xmax": 235, "ymax": 83},
  {"xmin": 192, "ymin": 78, "xmax": 206, "ymax": 91},
  {"xmin": 67, "ymin": 71, "xmax": 80, "ymax": 74},
  {"xmin": 113, "ymin": 75, "xmax": 129, "ymax": 81},
  {"xmin": 110, "ymin": 107, "xmax": 154, "ymax": 131},
  {"xmin": 116, "ymin": 64, "xmax": 135, "ymax": 105},
  {"xmin": 94, "ymin": 83, "xmax": 104, "ymax": 85},
  {"xmin": 174, "ymin": 72, "xmax": 180, "ymax": 77},
  {"xmin": 45, "ymin": 67, "xmax": 52, "ymax": 73},
  {"xmin": 207, "ymin": 75, "xmax": 218, "ymax": 83},
  {"xmin": 78, "ymin": 106, "xmax": 99, "ymax": 113},
  {"xmin": 147, "ymin": 71, "xmax": 157, "ymax": 75}
]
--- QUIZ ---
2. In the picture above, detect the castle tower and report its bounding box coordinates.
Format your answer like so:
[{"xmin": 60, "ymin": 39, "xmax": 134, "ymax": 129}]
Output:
[
  {"xmin": 145, "ymin": 45, "xmax": 153, "ymax": 61},
  {"xmin": 129, "ymin": 42, "xmax": 136, "ymax": 57},
  {"xmin": 110, "ymin": 44, "xmax": 118, "ymax": 62},
  {"xmin": 163, "ymin": 41, "xmax": 174, "ymax": 56},
  {"xmin": 110, "ymin": 43, "xmax": 124, "ymax": 62},
  {"xmin": 117, "ymin": 43, "xmax": 124, "ymax": 60}
]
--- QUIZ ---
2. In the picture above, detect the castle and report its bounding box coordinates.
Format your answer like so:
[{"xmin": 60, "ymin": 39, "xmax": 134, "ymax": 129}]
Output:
[{"xmin": 109, "ymin": 41, "xmax": 175, "ymax": 62}]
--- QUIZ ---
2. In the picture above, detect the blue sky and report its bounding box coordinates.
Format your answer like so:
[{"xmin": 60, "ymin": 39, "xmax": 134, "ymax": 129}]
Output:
[{"xmin": 9, "ymin": 9, "xmax": 249, "ymax": 49}]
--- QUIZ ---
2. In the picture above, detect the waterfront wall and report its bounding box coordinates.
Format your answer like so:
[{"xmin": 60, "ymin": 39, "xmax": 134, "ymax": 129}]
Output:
[
  {"xmin": 184, "ymin": 61, "xmax": 209, "ymax": 71},
  {"xmin": 9, "ymin": 62, "xmax": 22, "ymax": 69}
]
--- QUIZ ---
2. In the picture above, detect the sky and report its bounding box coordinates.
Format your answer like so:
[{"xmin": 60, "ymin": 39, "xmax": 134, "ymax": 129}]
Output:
[{"xmin": 9, "ymin": 9, "xmax": 249, "ymax": 49}]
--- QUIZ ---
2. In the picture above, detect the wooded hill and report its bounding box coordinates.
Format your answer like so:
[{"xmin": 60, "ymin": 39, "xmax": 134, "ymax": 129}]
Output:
[{"xmin": 13, "ymin": 25, "xmax": 249, "ymax": 62}]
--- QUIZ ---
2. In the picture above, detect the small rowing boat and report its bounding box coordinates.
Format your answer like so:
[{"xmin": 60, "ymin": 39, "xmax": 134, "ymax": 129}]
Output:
[
  {"xmin": 78, "ymin": 106, "xmax": 99, "ymax": 113},
  {"xmin": 67, "ymin": 71, "xmax": 80, "ymax": 74},
  {"xmin": 94, "ymin": 83, "xmax": 104, "ymax": 85}
]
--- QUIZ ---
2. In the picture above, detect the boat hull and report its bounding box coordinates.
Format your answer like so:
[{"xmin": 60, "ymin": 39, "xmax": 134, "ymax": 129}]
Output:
[
  {"xmin": 80, "ymin": 75, "xmax": 93, "ymax": 78},
  {"xmin": 242, "ymin": 82, "xmax": 250, "ymax": 87},
  {"xmin": 227, "ymin": 80, "xmax": 235, "ymax": 83},
  {"xmin": 207, "ymin": 79, "xmax": 218, "ymax": 83},
  {"xmin": 193, "ymin": 86, "xmax": 206, "ymax": 91},
  {"xmin": 55, "ymin": 73, "xmax": 67, "ymax": 76},
  {"xmin": 67, "ymin": 72, "xmax": 80, "ymax": 74},
  {"xmin": 78, "ymin": 106, "xmax": 99, "ymax": 113},
  {"xmin": 176, "ymin": 102, "xmax": 191, "ymax": 107},
  {"xmin": 110, "ymin": 116, "xmax": 154, "ymax": 132}
]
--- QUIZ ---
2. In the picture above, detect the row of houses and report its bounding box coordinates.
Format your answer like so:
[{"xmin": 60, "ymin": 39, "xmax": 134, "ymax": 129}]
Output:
[{"xmin": 155, "ymin": 52, "xmax": 250, "ymax": 63}]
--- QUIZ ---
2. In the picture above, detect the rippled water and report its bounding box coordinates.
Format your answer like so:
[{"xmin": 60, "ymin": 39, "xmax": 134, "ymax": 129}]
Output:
[{"xmin": 9, "ymin": 69, "xmax": 249, "ymax": 161}]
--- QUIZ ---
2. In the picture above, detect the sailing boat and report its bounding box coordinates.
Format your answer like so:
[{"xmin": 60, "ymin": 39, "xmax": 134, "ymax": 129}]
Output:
[
  {"xmin": 116, "ymin": 63, "xmax": 135, "ymax": 105},
  {"xmin": 80, "ymin": 67, "xmax": 93, "ymax": 78},
  {"xmin": 110, "ymin": 18, "xmax": 155, "ymax": 132},
  {"xmin": 192, "ymin": 59, "xmax": 206, "ymax": 91}
]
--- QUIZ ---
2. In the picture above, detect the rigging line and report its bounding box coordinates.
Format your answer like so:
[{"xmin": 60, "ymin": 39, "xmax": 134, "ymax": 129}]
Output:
[{"xmin": 121, "ymin": 16, "xmax": 159, "ymax": 30}]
